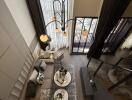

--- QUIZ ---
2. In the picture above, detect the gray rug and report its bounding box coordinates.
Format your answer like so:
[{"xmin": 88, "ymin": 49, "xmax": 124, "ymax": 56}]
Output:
[{"xmin": 50, "ymin": 62, "xmax": 77, "ymax": 100}]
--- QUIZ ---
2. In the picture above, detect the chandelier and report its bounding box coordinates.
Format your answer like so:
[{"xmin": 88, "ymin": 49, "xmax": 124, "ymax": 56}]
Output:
[{"xmin": 40, "ymin": 0, "xmax": 89, "ymax": 43}]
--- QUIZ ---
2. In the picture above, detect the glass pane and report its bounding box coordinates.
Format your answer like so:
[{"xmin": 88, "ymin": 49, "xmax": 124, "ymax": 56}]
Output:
[
  {"xmin": 76, "ymin": 18, "xmax": 84, "ymax": 30},
  {"xmin": 78, "ymin": 47, "xmax": 83, "ymax": 52},
  {"xmin": 78, "ymin": 36, "xmax": 86, "ymax": 53},
  {"xmin": 74, "ymin": 34, "xmax": 80, "ymax": 43},
  {"xmin": 78, "ymin": 18, "xmax": 93, "ymax": 53},
  {"xmin": 73, "ymin": 47, "xmax": 78, "ymax": 52},
  {"xmin": 84, "ymin": 18, "xmax": 92, "ymax": 30},
  {"xmin": 89, "ymin": 19, "xmax": 98, "ymax": 33},
  {"xmin": 87, "ymin": 33, "xmax": 94, "ymax": 43},
  {"xmin": 74, "ymin": 18, "xmax": 84, "ymax": 43},
  {"xmin": 85, "ymin": 42, "xmax": 91, "ymax": 50},
  {"xmin": 72, "ymin": 17, "xmax": 98, "ymax": 54},
  {"xmin": 84, "ymin": 48, "xmax": 89, "ymax": 53}
]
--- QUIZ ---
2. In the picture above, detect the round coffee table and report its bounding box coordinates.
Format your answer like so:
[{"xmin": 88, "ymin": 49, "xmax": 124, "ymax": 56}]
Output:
[
  {"xmin": 54, "ymin": 70, "xmax": 71, "ymax": 87},
  {"xmin": 54, "ymin": 89, "xmax": 68, "ymax": 100}
]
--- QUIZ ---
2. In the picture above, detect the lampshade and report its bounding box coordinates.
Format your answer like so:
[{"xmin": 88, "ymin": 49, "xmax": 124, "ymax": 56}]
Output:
[
  {"xmin": 55, "ymin": 28, "xmax": 61, "ymax": 33},
  {"xmin": 52, "ymin": 16, "xmax": 56, "ymax": 21},
  {"xmin": 40, "ymin": 34, "xmax": 49, "ymax": 42},
  {"xmin": 63, "ymin": 32, "xmax": 68, "ymax": 37}
]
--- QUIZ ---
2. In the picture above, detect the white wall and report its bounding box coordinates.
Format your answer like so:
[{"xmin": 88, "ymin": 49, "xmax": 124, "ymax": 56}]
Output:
[
  {"xmin": 0, "ymin": 0, "xmax": 34, "ymax": 99},
  {"xmin": 4, "ymin": 0, "xmax": 36, "ymax": 46}
]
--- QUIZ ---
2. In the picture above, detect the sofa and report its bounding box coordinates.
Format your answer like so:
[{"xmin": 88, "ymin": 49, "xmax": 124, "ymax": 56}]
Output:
[
  {"xmin": 25, "ymin": 49, "xmax": 65, "ymax": 99},
  {"xmin": 26, "ymin": 58, "xmax": 54, "ymax": 100},
  {"xmin": 38, "ymin": 49, "xmax": 64, "ymax": 64}
]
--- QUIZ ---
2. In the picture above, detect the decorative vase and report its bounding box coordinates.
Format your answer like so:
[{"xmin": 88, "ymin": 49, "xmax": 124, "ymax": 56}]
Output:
[
  {"xmin": 37, "ymin": 72, "xmax": 45, "ymax": 85},
  {"xmin": 57, "ymin": 67, "xmax": 67, "ymax": 84}
]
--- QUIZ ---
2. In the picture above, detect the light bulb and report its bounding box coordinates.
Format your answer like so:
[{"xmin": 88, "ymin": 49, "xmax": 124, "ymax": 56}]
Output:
[
  {"xmin": 63, "ymin": 32, "xmax": 68, "ymax": 37},
  {"xmin": 40, "ymin": 34, "xmax": 49, "ymax": 42},
  {"xmin": 55, "ymin": 28, "xmax": 61, "ymax": 33}
]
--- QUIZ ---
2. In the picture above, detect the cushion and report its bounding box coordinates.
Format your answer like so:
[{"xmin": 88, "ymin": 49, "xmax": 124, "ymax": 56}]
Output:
[
  {"xmin": 36, "ymin": 72, "xmax": 45, "ymax": 85},
  {"xmin": 29, "ymin": 69, "xmax": 38, "ymax": 81},
  {"xmin": 26, "ymin": 81, "xmax": 37, "ymax": 97},
  {"xmin": 40, "ymin": 60, "xmax": 47, "ymax": 71},
  {"xmin": 34, "ymin": 59, "xmax": 42, "ymax": 68},
  {"xmin": 39, "ymin": 50, "xmax": 50, "ymax": 59},
  {"xmin": 34, "ymin": 59, "xmax": 43, "ymax": 71},
  {"xmin": 53, "ymin": 51, "xmax": 64, "ymax": 60},
  {"xmin": 43, "ymin": 59, "xmax": 54, "ymax": 64}
]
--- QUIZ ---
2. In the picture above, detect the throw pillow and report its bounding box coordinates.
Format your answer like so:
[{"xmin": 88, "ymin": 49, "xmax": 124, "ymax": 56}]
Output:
[
  {"xmin": 26, "ymin": 81, "xmax": 37, "ymax": 97},
  {"xmin": 34, "ymin": 59, "xmax": 42, "ymax": 71},
  {"xmin": 40, "ymin": 59, "xmax": 47, "ymax": 71},
  {"xmin": 34, "ymin": 59, "xmax": 42, "ymax": 67},
  {"xmin": 29, "ymin": 69, "xmax": 38, "ymax": 82},
  {"xmin": 39, "ymin": 49, "xmax": 50, "ymax": 59}
]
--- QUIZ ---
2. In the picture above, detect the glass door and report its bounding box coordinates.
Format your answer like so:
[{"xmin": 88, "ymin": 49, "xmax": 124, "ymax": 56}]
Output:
[{"xmin": 72, "ymin": 17, "xmax": 98, "ymax": 54}]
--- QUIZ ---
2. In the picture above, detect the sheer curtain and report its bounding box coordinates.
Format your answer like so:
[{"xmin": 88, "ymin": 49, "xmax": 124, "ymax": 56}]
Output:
[{"xmin": 40, "ymin": 0, "xmax": 69, "ymax": 51}]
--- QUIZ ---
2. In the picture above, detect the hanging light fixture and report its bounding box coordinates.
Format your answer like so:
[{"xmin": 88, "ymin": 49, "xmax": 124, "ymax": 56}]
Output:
[
  {"xmin": 40, "ymin": 34, "xmax": 48, "ymax": 42},
  {"xmin": 52, "ymin": 16, "xmax": 56, "ymax": 21},
  {"xmin": 53, "ymin": 0, "xmax": 87, "ymax": 33},
  {"xmin": 55, "ymin": 28, "xmax": 61, "ymax": 33},
  {"xmin": 41, "ymin": 0, "xmax": 88, "ymax": 43},
  {"xmin": 40, "ymin": 34, "xmax": 51, "ymax": 43}
]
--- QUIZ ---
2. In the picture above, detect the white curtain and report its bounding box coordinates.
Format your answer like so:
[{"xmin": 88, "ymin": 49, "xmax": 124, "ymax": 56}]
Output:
[{"xmin": 40, "ymin": 0, "xmax": 69, "ymax": 51}]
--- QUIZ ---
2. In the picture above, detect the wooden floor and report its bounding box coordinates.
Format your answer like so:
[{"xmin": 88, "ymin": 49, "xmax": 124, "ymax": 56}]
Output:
[
  {"xmin": 61, "ymin": 49, "xmax": 132, "ymax": 100},
  {"xmin": 62, "ymin": 49, "xmax": 88, "ymax": 100},
  {"xmin": 23, "ymin": 49, "xmax": 131, "ymax": 100}
]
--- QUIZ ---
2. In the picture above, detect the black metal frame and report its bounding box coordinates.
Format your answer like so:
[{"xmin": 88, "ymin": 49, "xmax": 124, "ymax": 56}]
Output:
[
  {"xmin": 53, "ymin": 0, "xmax": 69, "ymax": 31},
  {"xmin": 71, "ymin": 17, "xmax": 98, "ymax": 55},
  {"xmin": 71, "ymin": 17, "xmax": 132, "ymax": 55},
  {"xmin": 26, "ymin": 0, "xmax": 49, "ymax": 50},
  {"xmin": 108, "ymin": 72, "xmax": 132, "ymax": 91},
  {"xmin": 108, "ymin": 57, "xmax": 132, "ymax": 91},
  {"xmin": 103, "ymin": 17, "xmax": 132, "ymax": 54},
  {"xmin": 87, "ymin": 57, "xmax": 132, "ymax": 91}
]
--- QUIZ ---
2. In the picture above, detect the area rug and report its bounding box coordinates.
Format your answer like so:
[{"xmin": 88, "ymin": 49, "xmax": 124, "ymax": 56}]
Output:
[{"xmin": 50, "ymin": 62, "xmax": 77, "ymax": 100}]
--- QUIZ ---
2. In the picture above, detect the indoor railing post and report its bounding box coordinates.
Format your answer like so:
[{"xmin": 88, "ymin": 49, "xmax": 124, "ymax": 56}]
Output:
[
  {"xmin": 93, "ymin": 61, "xmax": 104, "ymax": 77},
  {"xmin": 108, "ymin": 72, "xmax": 132, "ymax": 91}
]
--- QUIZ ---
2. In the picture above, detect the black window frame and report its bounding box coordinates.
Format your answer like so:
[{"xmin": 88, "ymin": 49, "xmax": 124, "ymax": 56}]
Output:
[
  {"xmin": 102, "ymin": 17, "xmax": 132, "ymax": 54},
  {"xmin": 71, "ymin": 16, "xmax": 98, "ymax": 55}
]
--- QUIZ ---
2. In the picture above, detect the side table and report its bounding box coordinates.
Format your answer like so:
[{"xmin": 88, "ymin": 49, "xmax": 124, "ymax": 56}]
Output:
[{"xmin": 54, "ymin": 70, "xmax": 71, "ymax": 87}]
